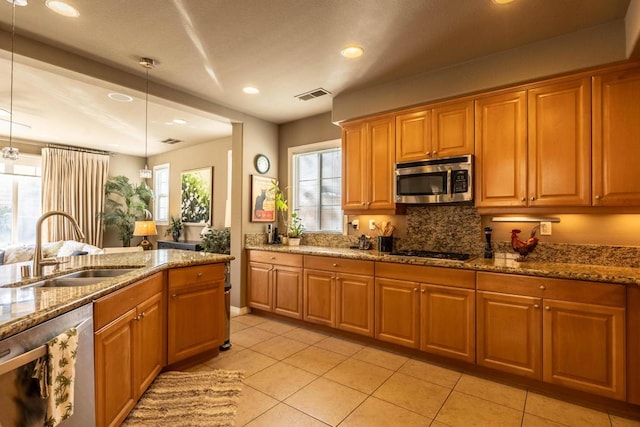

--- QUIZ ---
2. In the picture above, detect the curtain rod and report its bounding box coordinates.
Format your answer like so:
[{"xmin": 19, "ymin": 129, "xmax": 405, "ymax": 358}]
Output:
[{"xmin": 45, "ymin": 144, "xmax": 113, "ymax": 156}]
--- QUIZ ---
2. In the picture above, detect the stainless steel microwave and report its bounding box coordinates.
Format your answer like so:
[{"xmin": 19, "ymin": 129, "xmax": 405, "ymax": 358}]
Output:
[{"xmin": 395, "ymin": 155, "xmax": 473, "ymax": 204}]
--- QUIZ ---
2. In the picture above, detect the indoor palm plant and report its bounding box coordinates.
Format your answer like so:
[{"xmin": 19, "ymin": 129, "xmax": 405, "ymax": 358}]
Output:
[
  {"xmin": 269, "ymin": 179, "xmax": 289, "ymax": 242},
  {"xmin": 165, "ymin": 215, "xmax": 183, "ymax": 242}
]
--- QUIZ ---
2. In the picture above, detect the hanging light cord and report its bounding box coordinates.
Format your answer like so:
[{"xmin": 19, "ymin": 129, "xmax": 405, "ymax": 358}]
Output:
[
  {"xmin": 8, "ymin": 2, "xmax": 16, "ymax": 149},
  {"xmin": 144, "ymin": 65, "xmax": 149, "ymax": 163}
]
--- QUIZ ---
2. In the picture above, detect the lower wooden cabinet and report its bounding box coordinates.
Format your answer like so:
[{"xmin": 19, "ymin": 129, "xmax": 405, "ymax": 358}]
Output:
[
  {"xmin": 375, "ymin": 277, "xmax": 420, "ymax": 347},
  {"xmin": 167, "ymin": 264, "xmax": 225, "ymax": 364},
  {"xmin": 94, "ymin": 273, "xmax": 164, "ymax": 427}
]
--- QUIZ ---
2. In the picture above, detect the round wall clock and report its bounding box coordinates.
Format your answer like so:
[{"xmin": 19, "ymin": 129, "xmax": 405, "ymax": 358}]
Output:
[{"xmin": 255, "ymin": 154, "xmax": 270, "ymax": 174}]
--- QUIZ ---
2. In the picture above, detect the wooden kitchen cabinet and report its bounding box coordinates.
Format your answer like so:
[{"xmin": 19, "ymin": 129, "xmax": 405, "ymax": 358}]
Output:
[
  {"xmin": 475, "ymin": 77, "xmax": 591, "ymax": 207},
  {"xmin": 303, "ymin": 255, "xmax": 374, "ymax": 336},
  {"xmin": 477, "ymin": 272, "xmax": 626, "ymax": 400},
  {"xmin": 593, "ymin": 66, "xmax": 640, "ymax": 206},
  {"xmin": 94, "ymin": 273, "xmax": 164, "ymax": 427},
  {"xmin": 247, "ymin": 250, "xmax": 303, "ymax": 319},
  {"xmin": 342, "ymin": 114, "xmax": 396, "ymax": 213},
  {"xmin": 375, "ymin": 277, "xmax": 420, "ymax": 348},
  {"xmin": 396, "ymin": 99, "xmax": 473, "ymax": 162},
  {"xmin": 167, "ymin": 263, "xmax": 225, "ymax": 364}
]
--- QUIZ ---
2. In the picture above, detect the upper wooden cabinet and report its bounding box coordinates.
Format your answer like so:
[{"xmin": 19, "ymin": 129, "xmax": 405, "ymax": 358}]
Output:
[
  {"xmin": 475, "ymin": 77, "xmax": 591, "ymax": 208},
  {"xmin": 396, "ymin": 99, "xmax": 474, "ymax": 162},
  {"xmin": 593, "ymin": 67, "xmax": 640, "ymax": 206},
  {"xmin": 342, "ymin": 114, "xmax": 396, "ymax": 212}
]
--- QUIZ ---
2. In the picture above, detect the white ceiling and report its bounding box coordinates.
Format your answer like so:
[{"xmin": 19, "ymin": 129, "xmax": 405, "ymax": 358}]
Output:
[{"xmin": 0, "ymin": 0, "xmax": 632, "ymax": 157}]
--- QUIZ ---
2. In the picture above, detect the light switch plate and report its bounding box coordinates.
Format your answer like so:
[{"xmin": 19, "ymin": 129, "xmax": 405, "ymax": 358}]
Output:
[{"xmin": 540, "ymin": 221, "xmax": 552, "ymax": 235}]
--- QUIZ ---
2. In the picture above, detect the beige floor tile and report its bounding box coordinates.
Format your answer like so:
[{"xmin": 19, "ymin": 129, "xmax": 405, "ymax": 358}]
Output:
[
  {"xmin": 235, "ymin": 384, "xmax": 279, "ymax": 427},
  {"xmin": 206, "ymin": 348, "xmax": 277, "ymax": 376},
  {"xmin": 245, "ymin": 403, "xmax": 329, "ymax": 427},
  {"xmin": 184, "ymin": 362, "xmax": 210, "ymax": 372},
  {"xmin": 283, "ymin": 327, "xmax": 329, "ymax": 345},
  {"xmin": 253, "ymin": 318, "xmax": 299, "ymax": 334},
  {"xmin": 454, "ymin": 374, "xmax": 526, "ymax": 411},
  {"xmin": 398, "ymin": 359, "xmax": 461, "ymax": 389},
  {"xmin": 283, "ymin": 345, "xmax": 347, "ymax": 375},
  {"xmin": 314, "ymin": 336, "xmax": 364, "ymax": 356},
  {"xmin": 244, "ymin": 362, "xmax": 318, "ymax": 400},
  {"xmin": 522, "ymin": 413, "xmax": 569, "ymax": 426},
  {"xmin": 373, "ymin": 372, "xmax": 450, "ymax": 419},
  {"xmin": 235, "ymin": 314, "xmax": 270, "ymax": 326},
  {"xmin": 340, "ymin": 396, "xmax": 431, "ymax": 427},
  {"xmin": 324, "ymin": 358, "xmax": 394, "ymax": 394},
  {"xmin": 285, "ymin": 378, "xmax": 368, "ymax": 426},
  {"xmin": 231, "ymin": 319, "xmax": 252, "ymax": 333},
  {"xmin": 611, "ymin": 414, "xmax": 640, "ymax": 426},
  {"xmin": 232, "ymin": 326, "xmax": 278, "ymax": 348},
  {"xmin": 209, "ymin": 342, "xmax": 245, "ymax": 362},
  {"xmin": 352, "ymin": 346, "xmax": 409, "ymax": 370},
  {"xmin": 251, "ymin": 335, "xmax": 310, "ymax": 360},
  {"xmin": 525, "ymin": 393, "xmax": 611, "ymax": 426},
  {"xmin": 429, "ymin": 422, "xmax": 451, "ymax": 427},
  {"xmin": 435, "ymin": 391, "xmax": 523, "ymax": 427}
]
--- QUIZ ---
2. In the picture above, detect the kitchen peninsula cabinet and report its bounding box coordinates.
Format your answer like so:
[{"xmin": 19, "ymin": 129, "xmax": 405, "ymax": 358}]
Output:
[
  {"xmin": 247, "ymin": 250, "xmax": 303, "ymax": 319},
  {"xmin": 395, "ymin": 99, "xmax": 474, "ymax": 162},
  {"xmin": 477, "ymin": 272, "xmax": 625, "ymax": 400},
  {"xmin": 475, "ymin": 77, "xmax": 591, "ymax": 208},
  {"xmin": 303, "ymin": 255, "xmax": 374, "ymax": 336},
  {"xmin": 375, "ymin": 263, "xmax": 476, "ymax": 362},
  {"xmin": 342, "ymin": 114, "xmax": 396, "ymax": 213},
  {"xmin": 167, "ymin": 264, "xmax": 225, "ymax": 364},
  {"xmin": 94, "ymin": 273, "xmax": 164, "ymax": 427}
]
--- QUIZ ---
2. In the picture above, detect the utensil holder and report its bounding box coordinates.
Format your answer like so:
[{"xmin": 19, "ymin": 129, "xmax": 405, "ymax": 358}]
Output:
[{"xmin": 378, "ymin": 236, "xmax": 393, "ymax": 253}]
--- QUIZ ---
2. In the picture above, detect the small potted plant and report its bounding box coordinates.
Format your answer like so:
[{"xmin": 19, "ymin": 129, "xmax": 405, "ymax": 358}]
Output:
[
  {"xmin": 165, "ymin": 215, "xmax": 183, "ymax": 242},
  {"xmin": 287, "ymin": 212, "xmax": 304, "ymax": 246}
]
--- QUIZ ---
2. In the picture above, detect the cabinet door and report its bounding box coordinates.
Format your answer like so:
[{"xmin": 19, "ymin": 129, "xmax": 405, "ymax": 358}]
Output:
[
  {"xmin": 273, "ymin": 266, "xmax": 303, "ymax": 319},
  {"xmin": 543, "ymin": 299, "xmax": 625, "ymax": 400},
  {"xmin": 432, "ymin": 100, "xmax": 474, "ymax": 158},
  {"xmin": 477, "ymin": 291, "xmax": 542, "ymax": 379},
  {"xmin": 342, "ymin": 122, "xmax": 367, "ymax": 210},
  {"xmin": 368, "ymin": 115, "xmax": 396, "ymax": 210},
  {"xmin": 420, "ymin": 284, "xmax": 475, "ymax": 363},
  {"xmin": 167, "ymin": 280, "xmax": 224, "ymax": 364},
  {"xmin": 135, "ymin": 292, "xmax": 164, "ymax": 397},
  {"xmin": 95, "ymin": 308, "xmax": 137, "ymax": 427},
  {"xmin": 375, "ymin": 278, "xmax": 419, "ymax": 348},
  {"xmin": 303, "ymin": 269, "xmax": 335, "ymax": 327},
  {"xmin": 336, "ymin": 273, "xmax": 374, "ymax": 337},
  {"xmin": 528, "ymin": 78, "xmax": 591, "ymax": 206},
  {"xmin": 396, "ymin": 109, "xmax": 432, "ymax": 162},
  {"xmin": 475, "ymin": 91, "xmax": 528, "ymax": 207},
  {"xmin": 593, "ymin": 68, "xmax": 640, "ymax": 206},
  {"xmin": 248, "ymin": 261, "xmax": 272, "ymax": 311}
]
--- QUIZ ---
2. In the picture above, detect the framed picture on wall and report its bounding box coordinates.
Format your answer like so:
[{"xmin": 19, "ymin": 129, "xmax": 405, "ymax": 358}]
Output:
[
  {"xmin": 181, "ymin": 167, "xmax": 213, "ymax": 224},
  {"xmin": 251, "ymin": 175, "xmax": 275, "ymax": 222}
]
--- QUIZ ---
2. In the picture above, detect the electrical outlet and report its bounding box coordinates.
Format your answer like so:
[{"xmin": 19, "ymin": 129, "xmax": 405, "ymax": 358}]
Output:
[
  {"xmin": 369, "ymin": 219, "xmax": 376, "ymax": 230},
  {"xmin": 540, "ymin": 221, "xmax": 552, "ymax": 236},
  {"xmin": 351, "ymin": 219, "xmax": 359, "ymax": 230}
]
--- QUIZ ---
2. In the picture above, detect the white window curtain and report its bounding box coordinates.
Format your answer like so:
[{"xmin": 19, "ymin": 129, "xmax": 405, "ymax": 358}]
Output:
[{"xmin": 41, "ymin": 147, "xmax": 110, "ymax": 247}]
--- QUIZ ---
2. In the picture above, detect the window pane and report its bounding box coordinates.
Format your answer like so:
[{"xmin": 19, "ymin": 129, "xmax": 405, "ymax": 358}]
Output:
[
  {"xmin": 297, "ymin": 206, "xmax": 318, "ymax": 232},
  {"xmin": 321, "ymin": 150, "xmax": 341, "ymax": 179},
  {"xmin": 297, "ymin": 180, "xmax": 319, "ymax": 207},
  {"xmin": 321, "ymin": 177, "xmax": 341, "ymax": 206},
  {"xmin": 320, "ymin": 206, "xmax": 342, "ymax": 232},
  {"xmin": 297, "ymin": 154, "xmax": 318, "ymax": 181},
  {"xmin": 0, "ymin": 175, "xmax": 13, "ymax": 246},
  {"xmin": 153, "ymin": 164, "xmax": 170, "ymax": 222},
  {"xmin": 16, "ymin": 176, "xmax": 41, "ymax": 244}
]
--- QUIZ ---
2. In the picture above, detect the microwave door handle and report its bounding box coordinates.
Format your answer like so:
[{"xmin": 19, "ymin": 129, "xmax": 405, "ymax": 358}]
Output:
[{"xmin": 447, "ymin": 169, "xmax": 452, "ymax": 200}]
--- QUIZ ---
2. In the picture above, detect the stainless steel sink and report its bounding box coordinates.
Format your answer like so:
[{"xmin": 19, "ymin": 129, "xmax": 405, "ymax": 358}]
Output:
[
  {"xmin": 61, "ymin": 268, "xmax": 137, "ymax": 279},
  {"xmin": 25, "ymin": 268, "xmax": 137, "ymax": 288}
]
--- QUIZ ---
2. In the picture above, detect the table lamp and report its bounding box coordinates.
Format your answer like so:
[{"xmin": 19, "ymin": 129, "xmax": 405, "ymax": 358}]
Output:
[{"xmin": 133, "ymin": 220, "xmax": 157, "ymax": 250}]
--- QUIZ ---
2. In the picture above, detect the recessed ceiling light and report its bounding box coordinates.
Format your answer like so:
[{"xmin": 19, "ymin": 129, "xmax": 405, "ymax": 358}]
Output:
[
  {"xmin": 6, "ymin": 0, "xmax": 28, "ymax": 6},
  {"xmin": 492, "ymin": 0, "xmax": 515, "ymax": 4},
  {"xmin": 107, "ymin": 92, "xmax": 133, "ymax": 102},
  {"xmin": 243, "ymin": 86, "xmax": 260, "ymax": 95},
  {"xmin": 340, "ymin": 45, "xmax": 364, "ymax": 59},
  {"xmin": 0, "ymin": 109, "xmax": 10, "ymax": 117},
  {"xmin": 45, "ymin": 0, "xmax": 80, "ymax": 17},
  {"xmin": 172, "ymin": 119, "xmax": 187, "ymax": 125}
]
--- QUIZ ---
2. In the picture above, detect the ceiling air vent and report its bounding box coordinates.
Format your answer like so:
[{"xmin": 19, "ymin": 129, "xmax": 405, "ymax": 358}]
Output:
[
  {"xmin": 295, "ymin": 88, "xmax": 331, "ymax": 101},
  {"xmin": 161, "ymin": 138, "xmax": 182, "ymax": 145}
]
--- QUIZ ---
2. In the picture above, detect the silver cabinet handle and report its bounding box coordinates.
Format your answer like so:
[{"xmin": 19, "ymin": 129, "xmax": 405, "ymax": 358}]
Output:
[
  {"xmin": 530, "ymin": 196, "xmax": 535, "ymax": 201},
  {"xmin": 520, "ymin": 197, "xmax": 526, "ymax": 202},
  {"xmin": 332, "ymin": 263, "xmax": 337, "ymax": 267},
  {"xmin": 432, "ymin": 150, "xmax": 437, "ymax": 155},
  {"xmin": 545, "ymin": 306, "xmax": 551, "ymax": 311},
  {"xmin": 539, "ymin": 285, "xmax": 546, "ymax": 290},
  {"xmin": 595, "ymin": 195, "xmax": 601, "ymax": 200},
  {"xmin": 197, "ymin": 272, "xmax": 203, "ymax": 278},
  {"xmin": 534, "ymin": 304, "xmax": 540, "ymax": 309},
  {"xmin": 413, "ymin": 287, "xmax": 418, "ymax": 292}
]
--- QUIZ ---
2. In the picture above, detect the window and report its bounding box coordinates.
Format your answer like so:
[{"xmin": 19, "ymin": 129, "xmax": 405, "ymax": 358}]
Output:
[
  {"xmin": 0, "ymin": 154, "xmax": 42, "ymax": 246},
  {"xmin": 153, "ymin": 163, "xmax": 170, "ymax": 223},
  {"xmin": 291, "ymin": 141, "xmax": 342, "ymax": 232}
]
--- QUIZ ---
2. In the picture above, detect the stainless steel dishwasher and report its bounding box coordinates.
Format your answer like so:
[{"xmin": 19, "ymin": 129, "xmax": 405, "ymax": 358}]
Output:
[{"xmin": 0, "ymin": 303, "xmax": 95, "ymax": 427}]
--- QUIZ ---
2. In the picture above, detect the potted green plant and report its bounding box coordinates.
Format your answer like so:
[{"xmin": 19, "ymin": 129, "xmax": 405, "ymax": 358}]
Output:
[
  {"xmin": 100, "ymin": 175, "xmax": 153, "ymax": 247},
  {"xmin": 268, "ymin": 179, "xmax": 289, "ymax": 242},
  {"xmin": 165, "ymin": 215, "xmax": 183, "ymax": 242},
  {"xmin": 201, "ymin": 227, "xmax": 230, "ymax": 254},
  {"xmin": 287, "ymin": 212, "xmax": 304, "ymax": 246}
]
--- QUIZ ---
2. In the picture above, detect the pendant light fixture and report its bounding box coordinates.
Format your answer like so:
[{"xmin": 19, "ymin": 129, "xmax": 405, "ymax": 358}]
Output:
[
  {"xmin": 139, "ymin": 57, "xmax": 155, "ymax": 179},
  {"xmin": 2, "ymin": 0, "xmax": 26, "ymax": 161}
]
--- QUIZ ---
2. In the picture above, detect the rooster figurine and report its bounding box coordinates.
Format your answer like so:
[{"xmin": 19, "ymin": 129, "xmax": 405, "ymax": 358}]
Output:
[{"xmin": 511, "ymin": 228, "xmax": 539, "ymax": 258}]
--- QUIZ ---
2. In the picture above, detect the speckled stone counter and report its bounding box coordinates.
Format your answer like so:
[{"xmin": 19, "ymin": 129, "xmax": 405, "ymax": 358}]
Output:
[
  {"xmin": 245, "ymin": 244, "xmax": 640, "ymax": 287},
  {"xmin": 0, "ymin": 249, "xmax": 234, "ymax": 340}
]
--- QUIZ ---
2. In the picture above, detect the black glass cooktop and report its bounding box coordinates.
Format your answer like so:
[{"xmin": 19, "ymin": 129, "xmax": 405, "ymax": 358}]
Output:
[{"xmin": 389, "ymin": 250, "xmax": 471, "ymax": 261}]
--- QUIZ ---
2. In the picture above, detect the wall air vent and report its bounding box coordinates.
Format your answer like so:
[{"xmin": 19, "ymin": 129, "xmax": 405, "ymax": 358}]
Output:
[
  {"xmin": 295, "ymin": 88, "xmax": 331, "ymax": 101},
  {"xmin": 161, "ymin": 138, "xmax": 182, "ymax": 145}
]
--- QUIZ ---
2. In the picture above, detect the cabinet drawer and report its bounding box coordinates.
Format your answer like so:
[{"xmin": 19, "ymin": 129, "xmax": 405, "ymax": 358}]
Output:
[
  {"xmin": 94, "ymin": 273, "xmax": 163, "ymax": 331},
  {"xmin": 248, "ymin": 250, "xmax": 303, "ymax": 267},
  {"xmin": 477, "ymin": 272, "xmax": 625, "ymax": 307},
  {"xmin": 168, "ymin": 263, "xmax": 225, "ymax": 290},
  {"xmin": 376, "ymin": 262, "xmax": 475, "ymax": 289},
  {"xmin": 304, "ymin": 255, "xmax": 374, "ymax": 276}
]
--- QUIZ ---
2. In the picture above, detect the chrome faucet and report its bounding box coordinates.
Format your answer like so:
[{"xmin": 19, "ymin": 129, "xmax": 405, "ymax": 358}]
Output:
[{"xmin": 33, "ymin": 211, "xmax": 86, "ymax": 276}]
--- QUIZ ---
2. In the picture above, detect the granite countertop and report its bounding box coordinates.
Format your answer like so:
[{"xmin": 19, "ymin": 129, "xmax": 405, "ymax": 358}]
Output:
[
  {"xmin": 245, "ymin": 244, "xmax": 640, "ymax": 287},
  {"xmin": 0, "ymin": 249, "xmax": 234, "ymax": 340}
]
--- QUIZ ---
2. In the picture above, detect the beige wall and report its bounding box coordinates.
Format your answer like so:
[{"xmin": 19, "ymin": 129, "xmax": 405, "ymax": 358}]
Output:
[{"xmin": 627, "ymin": 0, "xmax": 640, "ymax": 58}]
